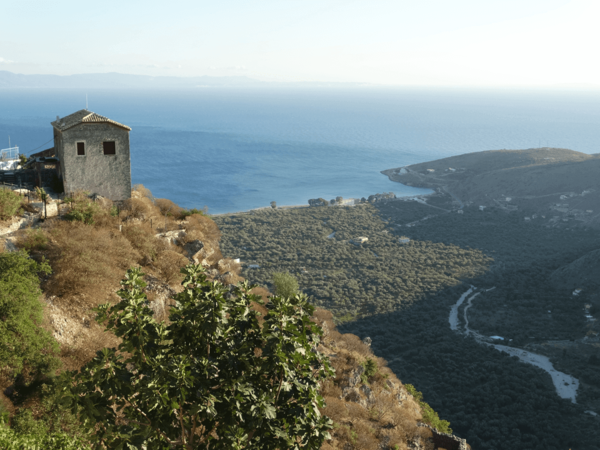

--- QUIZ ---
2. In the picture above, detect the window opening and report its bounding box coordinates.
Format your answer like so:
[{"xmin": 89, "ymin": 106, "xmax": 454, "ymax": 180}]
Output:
[
  {"xmin": 103, "ymin": 141, "xmax": 116, "ymax": 155},
  {"xmin": 77, "ymin": 142, "xmax": 85, "ymax": 156}
]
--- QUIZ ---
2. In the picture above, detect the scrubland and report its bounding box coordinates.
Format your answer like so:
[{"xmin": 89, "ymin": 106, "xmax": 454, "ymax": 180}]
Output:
[{"xmin": 0, "ymin": 186, "xmax": 453, "ymax": 449}]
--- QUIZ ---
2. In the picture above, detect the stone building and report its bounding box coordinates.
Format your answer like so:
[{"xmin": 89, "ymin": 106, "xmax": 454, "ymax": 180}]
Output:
[{"xmin": 51, "ymin": 109, "xmax": 132, "ymax": 200}]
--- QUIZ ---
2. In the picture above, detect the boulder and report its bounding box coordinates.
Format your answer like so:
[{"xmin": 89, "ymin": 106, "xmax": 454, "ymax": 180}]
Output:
[
  {"xmin": 155, "ymin": 230, "xmax": 186, "ymax": 246},
  {"xmin": 184, "ymin": 239, "xmax": 204, "ymax": 259},
  {"xmin": 346, "ymin": 364, "xmax": 365, "ymax": 388},
  {"xmin": 190, "ymin": 245, "xmax": 215, "ymax": 266}
]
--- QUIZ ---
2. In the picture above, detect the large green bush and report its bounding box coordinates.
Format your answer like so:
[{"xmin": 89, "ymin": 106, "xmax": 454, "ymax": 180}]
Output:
[
  {"xmin": 272, "ymin": 271, "xmax": 299, "ymax": 298},
  {"xmin": 0, "ymin": 251, "xmax": 59, "ymax": 379},
  {"xmin": 60, "ymin": 265, "xmax": 334, "ymax": 449},
  {"xmin": 0, "ymin": 188, "xmax": 22, "ymax": 221}
]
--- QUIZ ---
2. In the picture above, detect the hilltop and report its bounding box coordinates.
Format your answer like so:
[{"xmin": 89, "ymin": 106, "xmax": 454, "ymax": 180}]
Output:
[{"xmin": 382, "ymin": 148, "xmax": 600, "ymax": 228}]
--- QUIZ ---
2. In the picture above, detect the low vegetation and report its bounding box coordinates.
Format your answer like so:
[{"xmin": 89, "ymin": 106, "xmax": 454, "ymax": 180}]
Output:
[
  {"xmin": 215, "ymin": 200, "xmax": 600, "ymax": 449},
  {"xmin": 214, "ymin": 204, "xmax": 491, "ymax": 321},
  {"xmin": 0, "ymin": 251, "xmax": 59, "ymax": 382},
  {"xmin": 0, "ymin": 188, "xmax": 23, "ymax": 221}
]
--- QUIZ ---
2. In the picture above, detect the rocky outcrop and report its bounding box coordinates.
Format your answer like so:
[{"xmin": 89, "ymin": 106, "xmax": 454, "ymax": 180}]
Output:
[
  {"xmin": 0, "ymin": 213, "xmax": 40, "ymax": 237},
  {"xmin": 418, "ymin": 424, "xmax": 469, "ymax": 450},
  {"xmin": 155, "ymin": 230, "xmax": 186, "ymax": 246}
]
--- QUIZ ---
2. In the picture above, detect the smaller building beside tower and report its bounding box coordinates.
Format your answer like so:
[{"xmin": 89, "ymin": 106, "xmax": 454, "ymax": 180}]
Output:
[{"xmin": 52, "ymin": 109, "xmax": 132, "ymax": 201}]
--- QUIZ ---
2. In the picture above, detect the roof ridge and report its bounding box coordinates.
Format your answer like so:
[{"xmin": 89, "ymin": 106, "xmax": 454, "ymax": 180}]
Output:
[{"xmin": 51, "ymin": 110, "xmax": 131, "ymax": 131}]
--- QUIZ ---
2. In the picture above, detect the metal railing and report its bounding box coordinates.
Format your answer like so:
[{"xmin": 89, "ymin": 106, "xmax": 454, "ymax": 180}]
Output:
[{"xmin": 0, "ymin": 146, "xmax": 19, "ymax": 161}]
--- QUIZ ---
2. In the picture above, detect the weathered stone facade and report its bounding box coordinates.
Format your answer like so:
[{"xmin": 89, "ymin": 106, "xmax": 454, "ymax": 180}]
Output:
[{"xmin": 52, "ymin": 110, "xmax": 131, "ymax": 200}]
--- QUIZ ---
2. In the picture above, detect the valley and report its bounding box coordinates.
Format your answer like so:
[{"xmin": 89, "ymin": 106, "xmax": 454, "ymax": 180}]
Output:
[{"xmin": 214, "ymin": 148, "xmax": 600, "ymax": 450}]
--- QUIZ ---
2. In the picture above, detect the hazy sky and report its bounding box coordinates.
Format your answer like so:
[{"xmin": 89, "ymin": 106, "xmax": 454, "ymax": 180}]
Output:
[{"xmin": 2, "ymin": 0, "xmax": 599, "ymax": 86}]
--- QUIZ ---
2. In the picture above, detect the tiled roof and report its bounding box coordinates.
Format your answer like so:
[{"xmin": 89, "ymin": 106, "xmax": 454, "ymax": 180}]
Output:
[{"xmin": 51, "ymin": 109, "xmax": 131, "ymax": 131}]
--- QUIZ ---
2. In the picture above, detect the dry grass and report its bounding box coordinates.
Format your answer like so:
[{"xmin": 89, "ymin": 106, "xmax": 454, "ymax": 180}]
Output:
[
  {"xmin": 152, "ymin": 250, "xmax": 189, "ymax": 285},
  {"xmin": 43, "ymin": 221, "xmax": 140, "ymax": 304},
  {"xmin": 181, "ymin": 214, "xmax": 221, "ymax": 244},
  {"xmin": 154, "ymin": 198, "xmax": 183, "ymax": 219},
  {"xmin": 121, "ymin": 222, "xmax": 167, "ymax": 265},
  {"xmin": 312, "ymin": 307, "xmax": 433, "ymax": 450}
]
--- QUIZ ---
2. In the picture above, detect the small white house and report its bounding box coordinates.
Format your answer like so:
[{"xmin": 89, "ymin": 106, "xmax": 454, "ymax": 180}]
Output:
[
  {"xmin": 353, "ymin": 236, "xmax": 369, "ymax": 244},
  {"xmin": 426, "ymin": 169, "xmax": 435, "ymax": 173},
  {"xmin": 399, "ymin": 237, "xmax": 410, "ymax": 244}
]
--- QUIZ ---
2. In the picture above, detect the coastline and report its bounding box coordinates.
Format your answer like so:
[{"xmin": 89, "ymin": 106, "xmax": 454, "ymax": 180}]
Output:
[{"xmin": 211, "ymin": 190, "xmax": 436, "ymax": 217}]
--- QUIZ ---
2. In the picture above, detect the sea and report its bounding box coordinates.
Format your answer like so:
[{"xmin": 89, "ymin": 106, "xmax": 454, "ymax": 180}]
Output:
[{"xmin": 1, "ymin": 88, "xmax": 600, "ymax": 214}]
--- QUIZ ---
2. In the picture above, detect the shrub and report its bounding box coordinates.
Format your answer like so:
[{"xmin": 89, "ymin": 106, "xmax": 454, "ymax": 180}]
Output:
[
  {"xmin": 404, "ymin": 384, "xmax": 452, "ymax": 434},
  {"xmin": 0, "ymin": 418, "xmax": 90, "ymax": 450},
  {"xmin": 360, "ymin": 357, "xmax": 378, "ymax": 383},
  {"xmin": 16, "ymin": 228, "xmax": 48, "ymax": 253},
  {"xmin": 153, "ymin": 249, "xmax": 189, "ymax": 285},
  {"xmin": 63, "ymin": 192, "xmax": 104, "ymax": 225},
  {"xmin": 60, "ymin": 265, "xmax": 334, "ymax": 449},
  {"xmin": 132, "ymin": 184, "xmax": 154, "ymax": 201},
  {"xmin": 121, "ymin": 196, "xmax": 157, "ymax": 221},
  {"xmin": 121, "ymin": 223, "xmax": 165, "ymax": 264},
  {"xmin": 154, "ymin": 198, "xmax": 183, "ymax": 219},
  {"xmin": 0, "ymin": 251, "xmax": 59, "ymax": 381},
  {"xmin": 0, "ymin": 188, "xmax": 22, "ymax": 220},
  {"xmin": 180, "ymin": 207, "xmax": 209, "ymax": 218},
  {"xmin": 272, "ymin": 271, "xmax": 299, "ymax": 298},
  {"xmin": 44, "ymin": 222, "xmax": 140, "ymax": 303}
]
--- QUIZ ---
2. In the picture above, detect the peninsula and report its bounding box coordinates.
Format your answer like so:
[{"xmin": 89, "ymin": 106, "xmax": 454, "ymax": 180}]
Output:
[{"xmin": 382, "ymin": 147, "xmax": 600, "ymax": 228}]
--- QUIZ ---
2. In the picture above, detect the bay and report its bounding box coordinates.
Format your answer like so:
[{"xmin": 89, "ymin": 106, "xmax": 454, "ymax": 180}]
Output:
[{"xmin": 1, "ymin": 88, "xmax": 599, "ymax": 214}]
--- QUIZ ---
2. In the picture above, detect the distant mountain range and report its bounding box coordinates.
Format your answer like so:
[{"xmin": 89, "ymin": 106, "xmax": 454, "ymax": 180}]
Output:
[{"xmin": 0, "ymin": 71, "xmax": 367, "ymax": 89}]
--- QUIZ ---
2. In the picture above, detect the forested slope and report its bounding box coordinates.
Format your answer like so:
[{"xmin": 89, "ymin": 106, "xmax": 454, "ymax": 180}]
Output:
[{"xmin": 216, "ymin": 200, "xmax": 600, "ymax": 450}]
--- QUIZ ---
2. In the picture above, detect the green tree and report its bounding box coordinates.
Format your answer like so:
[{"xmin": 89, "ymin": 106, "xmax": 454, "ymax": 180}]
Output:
[
  {"xmin": 272, "ymin": 271, "xmax": 299, "ymax": 299},
  {"xmin": 0, "ymin": 250, "xmax": 59, "ymax": 380},
  {"xmin": 60, "ymin": 265, "xmax": 334, "ymax": 449}
]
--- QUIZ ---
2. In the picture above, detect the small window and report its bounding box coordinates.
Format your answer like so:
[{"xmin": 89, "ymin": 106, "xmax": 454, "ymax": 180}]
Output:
[
  {"xmin": 77, "ymin": 142, "xmax": 85, "ymax": 155},
  {"xmin": 103, "ymin": 141, "xmax": 116, "ymax": 155}
]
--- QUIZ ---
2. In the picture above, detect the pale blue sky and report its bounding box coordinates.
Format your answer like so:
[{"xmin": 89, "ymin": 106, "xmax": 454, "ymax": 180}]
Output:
[{"xmin": 2, "ymin": 0, "xmax": 598, "ymax": 86}]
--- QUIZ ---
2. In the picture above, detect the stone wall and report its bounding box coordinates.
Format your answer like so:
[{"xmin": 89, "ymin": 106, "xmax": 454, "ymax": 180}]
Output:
[{"xmin": 57, "ymin": 122, "xmax": 131, "ymax": 201}]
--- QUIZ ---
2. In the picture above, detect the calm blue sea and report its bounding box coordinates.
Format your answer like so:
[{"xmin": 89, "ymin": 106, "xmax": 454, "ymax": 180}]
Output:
[{"xmin": 1, "ymin": 88, "xmax": 600, "ymax": 214}]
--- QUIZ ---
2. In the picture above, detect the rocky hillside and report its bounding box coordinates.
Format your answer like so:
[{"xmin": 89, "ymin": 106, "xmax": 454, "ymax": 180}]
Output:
[
  {"xmin": 0, "ymin": 186, "xmax": 469, "ymax": 449},
  {"xmin": 383, "ymin": 148, "xmax": 600, "ymax": 227}
]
